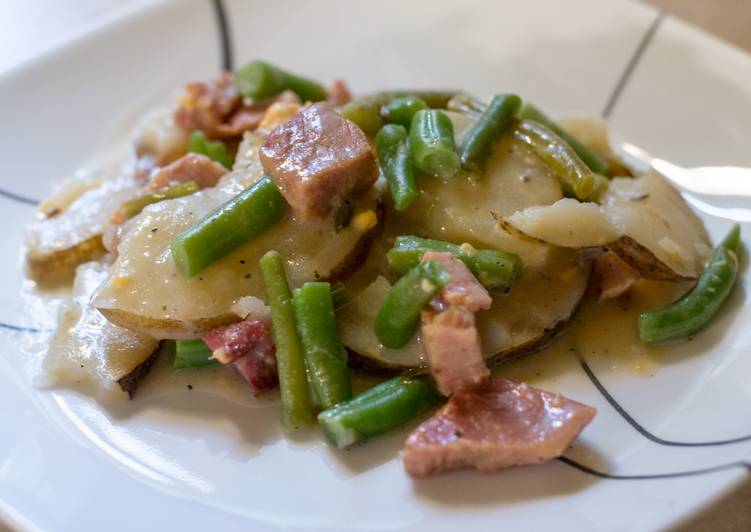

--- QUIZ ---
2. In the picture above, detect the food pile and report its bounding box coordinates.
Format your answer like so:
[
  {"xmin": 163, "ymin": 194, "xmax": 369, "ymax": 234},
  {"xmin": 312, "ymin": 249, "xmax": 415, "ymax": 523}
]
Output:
[{"xmin": 25, "ymin": 60, "xmax": 740, "ymax": 478}]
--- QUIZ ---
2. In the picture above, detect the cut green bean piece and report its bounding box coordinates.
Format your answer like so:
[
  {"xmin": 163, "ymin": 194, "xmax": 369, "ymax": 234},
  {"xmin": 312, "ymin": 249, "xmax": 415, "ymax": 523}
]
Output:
[
  {"xmin": 384, "ymin": 96, "xmax": 428, "ymax": 128},
  {"xmin": 340, "ymin": 96, "xmax": 385, "ymax": 136},
  {"xmin": 638, "ymin": 225, "xmax": 742, "ymax": 344},
  {"xmin": 375, "ymin": 124, "xmax": 418, "ymax": 211},
  {"xmin": 318, "ymin": 373, "xmax": 442, "ymax": 449},
  {"xmin": 459, "ymin": 93, "xmax": 521, "ymax": 172},
  {"xmin": 409, "ymin": 109, "xmax": 460, "ymax": 180},
  {"xmin": 260, "ymin": 251, "xmax": 314, "ymax": 427},
  {"xmin": 375, "ymin": 260, "xmax": 452, "ymax": 349},
  {"xmin": 188, "ymin": 130, "xmax": 233, "ymax": 169},
  {"xmin": 174, "ymin": 339, "xmax": 218, "ymax": 369},
  {"xmin": 513, "ymin": 119, "xmax": 597, "ymax": 201},
  {"xmin": 234, "ymin": 59, "xmax": 327, "ymax": 102},
  {"xmin": 293, "ymin": 282, "xmax": 352, "ymax": 410},
  {"xmin": 341, "ymin": 91, "xmax": 458, "ymax": 137},
  {"xmin": 120, "ymin": 181, "xmax": 199, "ymax": 220},
  {"xmin": 171, "ymin": 176, "xmax": 286, "ymax": 277},
  {"xmin": 519, "ymin": 103, "xmax": 608, "ymax": 174},
  {"xmin": 386, "ymin": 235, "xmax": 521, "ymax": 292}
]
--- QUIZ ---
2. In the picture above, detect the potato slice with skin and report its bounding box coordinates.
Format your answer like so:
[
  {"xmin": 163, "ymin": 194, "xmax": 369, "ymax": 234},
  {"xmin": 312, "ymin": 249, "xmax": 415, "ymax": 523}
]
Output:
[
  {"xmin": 338, "ymin": 115, "xmax": 590, "ymax": 371},
  {"xmin": 499, "ymin": 172, "xmax": 710, "ymax": 280},
  {"xmin": 500, "ymin": 198, "xmax": 619, "ymax": 248},
  {"xmin": 93, "ymin": 132, "xmax": 383, "ymax": 340},
  {"xmin": 39, "ymin": 261, "xmax": 159, "ymax": 396},
  {"xmin": 26, "ymin": 173, "xmax": 141, "ymax": 282},
  {"xmin": 338, "ymin": 247, "xmax": 588, "ymax": 371}
]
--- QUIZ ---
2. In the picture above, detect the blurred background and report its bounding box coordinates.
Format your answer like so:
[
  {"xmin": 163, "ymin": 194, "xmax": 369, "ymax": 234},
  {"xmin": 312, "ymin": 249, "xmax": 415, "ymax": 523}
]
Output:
[
  {"xmin": 1, "ymin": 0, "xmax": 750, "ymax": 75},
  {"xmin": 0, "ymin": 1, "xmax": 748, "ymax": 531}
]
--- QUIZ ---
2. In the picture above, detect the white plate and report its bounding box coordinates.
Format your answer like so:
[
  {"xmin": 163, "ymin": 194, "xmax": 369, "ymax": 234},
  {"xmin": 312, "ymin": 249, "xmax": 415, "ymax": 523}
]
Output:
[{"xmin": 1, "ymin": 1, "xmax": 750, "ymax": 530}]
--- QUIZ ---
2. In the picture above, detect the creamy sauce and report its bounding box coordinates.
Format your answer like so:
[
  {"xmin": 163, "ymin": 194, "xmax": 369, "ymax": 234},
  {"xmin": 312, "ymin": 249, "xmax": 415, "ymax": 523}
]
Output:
[{"xmin": 497, "ymin": 278, "xmax": 689, "ymax": 384}]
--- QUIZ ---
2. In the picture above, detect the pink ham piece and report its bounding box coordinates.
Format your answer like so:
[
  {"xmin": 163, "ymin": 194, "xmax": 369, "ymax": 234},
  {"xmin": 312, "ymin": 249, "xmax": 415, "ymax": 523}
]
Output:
[
  {"xmin": 591, "ymin": 251, "xmax": 640, "ymax": 301},
  {"xmin": 327, "ymin": 78, "xmax": 353, "ymax": 106},
  {"xmin": 402, "ymin": 378, "xmax": 597, "ymax": 477},
  {"xmin": 103, "ymin": 153, "xmax": 228, "ymax": 256},
  {"xmin": 423, "ymin": 251, "xmax": 492, "ymax": 313},
  {"xmin": 146, "ymin": 153, "xmax": 228, "ymax": 192},
  {"xmin": 173, "ymin": 71, "xmax": 301, "ymax": 139},
  {"xmin": 259, "ymin": 102, "xmax": 379, "ymax": 220},
  {"xmin": 420, "ymin": 252, "xmax": 492, "ymax": 396},
  {"xmin": 203, "ymin": 319, "xmax": 278, "ymax": 393}
]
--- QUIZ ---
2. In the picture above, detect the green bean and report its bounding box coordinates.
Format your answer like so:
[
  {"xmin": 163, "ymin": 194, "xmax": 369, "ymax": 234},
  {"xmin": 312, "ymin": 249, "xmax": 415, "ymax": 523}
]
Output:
[
  {"xmin": 375, "ymin": 260, "xmax": 452, "ymax": 349},
  {"xmin": 459, "ymin": 93, "xmax": 521, "ymax": 172},
  {"xmin": 292, "ymin": 282, "xmax": 352, "ymax": 410},
  {"xmin": 409, "ymin": 109, "xmax": 460, "ymax": 180},
  {"xmin": 339, "ymin": 96, "xmax": 385, "ymax": 136},
  {"xmin": 171, "ymin": 176, "xmax": 286, "ymax": 277},
  {"xmin": 384, "ymin": 96, "xmax": 428, "ymax": 128},
  {"xmin": 638, "ymin": 225, "xmax": 742, "ymax": 344},
  {"xmin": 386, "ymin": 235, "xmax": 521, "ymax": 292},
  {"xmin": 260, "ymin": 251, "xmax": 314, "ymax": 427},
  {"xmin": 234, "ymin": 59, "xmax": 327, "ymax": 102},
  {"xmin": 318, "ymin": 373, "xmax": 442, "ymax": 449},
  {"xmin": 340, "ymin": 91, "xmax": 457, "ymax": 136},
  {"xmin": 519, "ymin": 103, "xmax": 608, "ymax": 174},
  {"xmin": 188, "ymin": 130, "xmax": 233, "ymax": 169},
  {"xmin": 513, "ymin": 119, "xmax": 597, "ymax": 201},
  {"xmin": 173, "ymin": 339, "xmax": 218, "ymax": 369},
  {"xmin": 120, "ymin": 181, "xmax": 199, "ymax": 219},
  {"xmin": 375, "ymin": 124, "xmax": 418, "ymax": 211}
]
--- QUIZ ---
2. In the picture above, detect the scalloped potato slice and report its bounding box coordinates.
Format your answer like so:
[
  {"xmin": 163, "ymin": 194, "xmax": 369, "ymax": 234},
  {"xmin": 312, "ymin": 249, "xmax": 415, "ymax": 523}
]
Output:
[
  {"xmin": 93, "ymin": 132, "xmax": 382, "ymax": 339},
  {"xmin": 26, "ymin": 172, "xmax": 140, "ymax": 282},
  {"xmin": 39, "ymin": 261, "xmax": 159, "ymax": 396},
  {"xmin": 499, "ymin": 172, "xmax": 710, "ymax": 280},
  {"xmin": 338, "ymin": 119, "xmax": 590, "ymax": 370},
  {"xmin": 339, "ymin": 247, "xmax": 588, "ymax": 371},
  {"xmin": 500, "ymin": 199, "xmax": 619, "ymax": 248}
]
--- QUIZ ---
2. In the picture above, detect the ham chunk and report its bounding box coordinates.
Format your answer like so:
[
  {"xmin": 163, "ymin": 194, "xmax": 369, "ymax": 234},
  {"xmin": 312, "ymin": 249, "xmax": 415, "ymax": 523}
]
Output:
[
  {"xmin": 421, "ymin": 306, "xmax": 490, "ymax": 396},
  {"xmin": 422, "ymin": 252, "xmax": 491, "ymax": 313},
  {"xmin": 402, "ymin": 378, "xmax": 597, "ymax": 477},
  {"xmin": 147, "ymin": 153, "xmax": 228, "ymax": 192},
  {"xmin": 203, "ymin": 319, "xmax": 278, "ymax": 393},
  {"xmin": 327, "ymin": 78, "xmax": 352, "ymax": 106},
  {"xmin": 420, "ymin": 252, "xmax": 492, "ymax": 396},
  {"xmin": 173, "ymin": 71, "xmax": 301, "ymax": 139},
  {"xmin": 592, "ymin": 251, "xmax": 640, "ymax": 300},
  {"xmin": 259, "ymin": 102, "xmax": 378, "ymax": 220}
]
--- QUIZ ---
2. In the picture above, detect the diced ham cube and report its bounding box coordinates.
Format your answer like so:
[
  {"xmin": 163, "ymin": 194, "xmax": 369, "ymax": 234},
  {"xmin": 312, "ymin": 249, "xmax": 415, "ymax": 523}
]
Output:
[
  {"xmin": 173, "ymin": 72, "xmax": 301, "ymax": 139},
  {"xmin": 327, "ymin": 78, "xmax": 353, "ymax": 106},
  {"xmin": 420, "ymin": 252, "xmax": 492, "ymax": 396},
  {"xmin": 422, "ymin": 252, "xmax": 492, "ymax": 313},
  {"xmin": 402, "ymin": 378, "xmax": 597, "ymax": 477},
  {"xmin": 203, "ymin": 319, "xmax": 278, "ymax": 393},
  {"xmin": 421, "ymin": 306, "xmax": 490, "ymax": 396},
  {"xmin": 259, "ymin": 102, "xmax": 378, "ymax": 220},
  {"xmin": 147, "ymin": 153, "xmax": 228, "ymax": 192}
]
